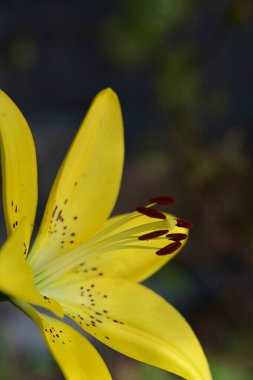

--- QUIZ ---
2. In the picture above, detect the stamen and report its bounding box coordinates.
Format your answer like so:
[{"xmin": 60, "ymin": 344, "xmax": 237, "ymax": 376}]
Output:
[
  {"xmin": 176, "ymin": 219, "xmax": 193, "ymax": 229},
  {"xmin": 166, "ymin": 233, "xmax": 187, "ymax": 241},
  {"xmin": 34, "ymin": 203, "xmax": 177, "ymax": 288},
  {"xmin": 156, "ymin": 241, "xmax": 181, "ymax": 256},
  {"xmin": 138, "ymin": 230, "xmax": 169, "ymax": 241},
  {"xmin": 149, "ymin": 196, "xmax": 176, "ymax": 205},
  {"xmin": 136, "ymin": 206, "xmax": 166, "ymax": 219}
]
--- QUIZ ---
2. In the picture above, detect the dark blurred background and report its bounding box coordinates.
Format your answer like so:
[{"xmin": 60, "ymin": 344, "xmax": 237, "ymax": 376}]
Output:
[{"xmin": 0, "ymin": 1, "xmax": 252, "ymax": 379}]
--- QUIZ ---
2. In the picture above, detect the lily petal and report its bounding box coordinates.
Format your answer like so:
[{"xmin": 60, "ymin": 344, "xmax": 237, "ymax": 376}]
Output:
[
  {"xmin": 44, "ymin": 277, "xmax": 212, "ymax": 380},
  {"xmin": 15, "ymin": 301, "xmax": 112, "ymax": 380},
  {"xmin": 29, "ymin": 88, "xmax": 124, "ymax": 270},
  {"xmin": 0, "ymin": 220, "xmax": 63, "ymax": 318},
  {"xmin": 0, "ymin": 90, "xmax": 37, "ymax": 243}
]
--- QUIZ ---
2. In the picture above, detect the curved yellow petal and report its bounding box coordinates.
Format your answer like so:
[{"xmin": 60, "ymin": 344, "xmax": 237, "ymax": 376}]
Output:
[
  {"xmin": 0, "ymin": 90, "xmax": 37, "ymax": 243},
  {"xmin": 0, "ymin": 220, "xmax": 63, "ymax": 318},
  {"xmin": 15, "ymin": 301, "xmax": 112, "ymax": 380},
  {"xmin": 44, "ymin": 277, "xmax": 212, "ymax": 380},
  {"xmin": 29, "ymin": 88, "xmax": 124, "ymax": 271}
]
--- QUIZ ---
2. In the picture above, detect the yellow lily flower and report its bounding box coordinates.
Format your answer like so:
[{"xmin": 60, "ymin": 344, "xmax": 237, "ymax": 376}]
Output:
[{"xmin": 0, "ymin": 88, "xmax": 212, "ymax": 380}]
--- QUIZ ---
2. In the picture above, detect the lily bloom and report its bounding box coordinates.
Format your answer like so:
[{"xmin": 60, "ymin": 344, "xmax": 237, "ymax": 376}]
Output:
[{"xmin": 0, "ymin": 89, "xmax": 212, "ymax": 380}]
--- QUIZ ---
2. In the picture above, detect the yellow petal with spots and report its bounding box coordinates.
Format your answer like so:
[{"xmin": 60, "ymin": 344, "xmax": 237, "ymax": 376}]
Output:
[
  {"xmin": 29, "ymin": 88, "xmax": 124, "ymax": 271},
  {"xmin": 44, "ymin": 278, "xmax": 212, "ymax": 380},
  {"xmin": 0, "ymin": 220, "xmax": 63, "ymax": 318},
  {"xmin": 0, "ymin": 90, "xmax": 37, "ymax": 243},
  {"xmin": 15, "ymin": 301, "xmax": 112, "ymax": 380}
]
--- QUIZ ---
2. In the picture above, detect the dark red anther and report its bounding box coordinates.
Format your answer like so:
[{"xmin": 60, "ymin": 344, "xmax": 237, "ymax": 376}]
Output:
[
  {"xmin": 138, "ymin": 230, "xmax": 169, "ymax": 241},
  {"xmin": 156, "ymin": 241, "xmax": 182, "ymax": 256},
  {"xmin": 166, "ymin": 233, "xmax": 187, "ymax": 241},
  {"xmin": 149, "ymin": 196, "xmax": 176, "ymax": 205},
  {"xmin": 176, "ymin": 219, "xmax": 193, "ymax": 229},
  {"xmin": 135, "ymin": 206, "xmax": 166, "ymax": 219}
]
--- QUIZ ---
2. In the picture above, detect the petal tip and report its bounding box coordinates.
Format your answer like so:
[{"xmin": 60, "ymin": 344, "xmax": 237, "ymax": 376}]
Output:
[{"xmin": 98, "ymin": 87, "xmax": 119, "ymax": 102}]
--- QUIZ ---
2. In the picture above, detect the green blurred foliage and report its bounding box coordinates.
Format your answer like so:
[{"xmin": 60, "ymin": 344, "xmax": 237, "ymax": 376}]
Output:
[{"xmin": 103, "ymin": 0, "xmax": 192, "ymax": 66}]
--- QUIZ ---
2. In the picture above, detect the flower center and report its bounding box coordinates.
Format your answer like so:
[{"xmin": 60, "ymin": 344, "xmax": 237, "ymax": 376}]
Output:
[{"xmin": 32, "ymin": 196, "xmax": 191, "ymax": 290}]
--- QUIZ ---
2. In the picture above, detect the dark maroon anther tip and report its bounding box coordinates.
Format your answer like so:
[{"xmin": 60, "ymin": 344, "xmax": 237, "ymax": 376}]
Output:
[
  {"xmin": 166, "ymin": 233, "xmax": 187, "ymax": 241},
  {"xmin": 176, "ymin": 219, "xmax": 193, "ymax": 229},
  {"xmin": 149, "ymin": 196, "xmax": 176, "ymax": 205},
  {"xmin": 138, "ymin": 229, "xmax": 169, "ymax": 241},
  {"xmin": 156, "ymin": 241, "xmax": 182, "ymax": 256},
  {"xmin": 135, "ymin": 206, "xmax": 166, "ymax": 219}
]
